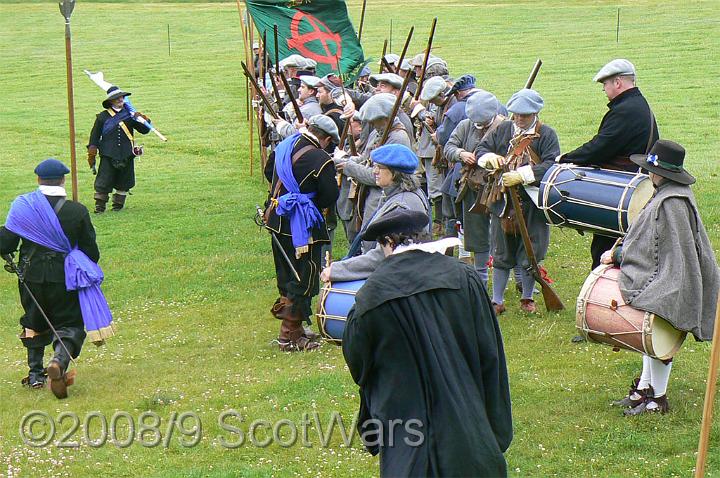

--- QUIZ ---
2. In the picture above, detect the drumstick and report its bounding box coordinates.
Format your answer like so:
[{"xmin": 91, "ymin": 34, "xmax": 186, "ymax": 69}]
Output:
[
  {"xmin": 325, "ymin": 250, "xmax": 332, "ymax": 269},
  {"xmin": 695, "ymin": 293, "xmax": 720, "ymax": 477}
]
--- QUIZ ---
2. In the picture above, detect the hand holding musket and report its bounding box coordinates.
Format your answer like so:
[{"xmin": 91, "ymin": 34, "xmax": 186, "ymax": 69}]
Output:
[{"xmin": 278, "ymin": 71, "xmax": 303, "ymax": 124}]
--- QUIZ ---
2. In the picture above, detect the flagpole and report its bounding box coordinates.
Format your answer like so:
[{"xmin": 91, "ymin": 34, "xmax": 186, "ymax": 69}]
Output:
[{"xmin": 59, "ymin": 0, "xmax": 78, "ymax": 201}]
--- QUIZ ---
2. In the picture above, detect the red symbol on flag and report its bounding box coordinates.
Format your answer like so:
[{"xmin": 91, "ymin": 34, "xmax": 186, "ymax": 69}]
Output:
[{"xmin": 286, "ymin": 10, "xmax": 341, "ymax": 69}]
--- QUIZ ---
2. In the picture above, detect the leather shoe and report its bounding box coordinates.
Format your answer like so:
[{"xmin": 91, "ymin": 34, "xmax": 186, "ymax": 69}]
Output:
[
  {"xmin": 520, "ymin": 299, "xmax": 537, "ymax": 313},
  {"xmin": 492, "ymin": 302, "xmax": 506, "ymax": 315}
]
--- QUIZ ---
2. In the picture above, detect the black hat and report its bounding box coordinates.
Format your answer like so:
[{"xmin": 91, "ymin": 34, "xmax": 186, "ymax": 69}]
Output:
[
  {"xmin": 630, "ymin": 140, "xmax": 695, "ymax": 185},
  {"xmin": 34, "ymin": 158, "xmax": 70, "ymax": 179},
  {"xmin": 361, "ymin": 207, "xmax": 429, "ymax": 241},
  {"xmin": 102, "ymin": 85, "xmax": 131, "ymax": 108}
]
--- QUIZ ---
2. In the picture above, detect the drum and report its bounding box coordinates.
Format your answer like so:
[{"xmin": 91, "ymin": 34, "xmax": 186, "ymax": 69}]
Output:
[
  {"xmin": 576, "ymin": 265, "xmax": 686, "ymax": 360},
  {"xmin": 316, "ymin": 280, "xmax": 365, "ymax": 345},
  {"xmin": 540, "ymin": 164, "xmax": 653, "ymax": 237}
]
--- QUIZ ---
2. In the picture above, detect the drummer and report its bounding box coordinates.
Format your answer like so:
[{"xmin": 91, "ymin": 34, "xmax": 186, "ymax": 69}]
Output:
[
  {"xmin": 600, "ymin": 140, "xmax": 719, "ymax": 415},
  {"xmin": 320, "ymin": 144, "xmax": 431, "ymax": 283},
  {"xmin": 557, "ymin": 59, "xmax": 659, "ymax": 270}
]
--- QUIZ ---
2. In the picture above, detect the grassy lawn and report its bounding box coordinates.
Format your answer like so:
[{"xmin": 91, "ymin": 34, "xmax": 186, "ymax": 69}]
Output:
[{"xmin": 0, "ymin": 1, "xmax": 719, "ymax": 476}]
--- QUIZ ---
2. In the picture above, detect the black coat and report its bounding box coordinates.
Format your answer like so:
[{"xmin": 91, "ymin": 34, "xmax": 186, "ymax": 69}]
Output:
[
  {"xmin": 1, "ymin": 194, "xmax": 99, "ymax": 332},
  {"xmin": 88, "ymin": 110, "xmax": 151, "ymax": 161},
  {"xmin": 263, "ymin": 134, "xmax": 339, "ymax": 242},
  {"xmin": 561, "ymin": 87, "xmax": 658, "ymax": 171},
  {"xmin": 0, "ymin": 196, "xmax": 99, "ymax": 283},
  {"xmin": 343, "ymin": 250, "xmax": 512, "ymax": 477}
]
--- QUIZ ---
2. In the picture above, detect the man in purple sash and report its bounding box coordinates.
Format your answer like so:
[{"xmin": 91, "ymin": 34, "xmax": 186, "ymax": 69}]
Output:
[
  {"xmin": 263, "ymin": 117, "xmax": 339, "ymax": 351},
  {"xmin": 1, "ymin": 159, "xmax": 105, "ymax": 399}
]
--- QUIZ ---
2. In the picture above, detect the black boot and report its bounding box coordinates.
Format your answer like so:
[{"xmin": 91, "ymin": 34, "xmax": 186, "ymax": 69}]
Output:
[
  {"xmin": 22, "ymin": 348, "xmax": 46, "ymax": 389},
  {"xmin": 111, "ymin": 192, "xmax": 127, "ymax": 211},
  {"xmin": 94, "ymin": 192, "xmax": 109, "ymax": 214},
  {"xmin": 47, "ymin": 341, "xmax": 73, "ymax": 399}
]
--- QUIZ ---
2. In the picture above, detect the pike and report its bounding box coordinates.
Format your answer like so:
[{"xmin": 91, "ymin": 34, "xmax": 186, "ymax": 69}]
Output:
[
  {"xmin": 59, "ymin": 0, "xmax": 79, "ymax": 201},
  {"xmin": 255, "ymin": 206, "xmax": 301, "ymax": 282},
  {"xmin": 357, "ymin": 0, "xmax": 367, "ymax": 42}
]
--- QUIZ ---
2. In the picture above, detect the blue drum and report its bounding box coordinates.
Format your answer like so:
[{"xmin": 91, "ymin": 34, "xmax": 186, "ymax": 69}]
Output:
[
  {"xmin": 539, "ymin": 165, "xmax": 653, "ymax": 237},
  {"xmin": 316, "ymin": 279, "xmax": 365, "ymax": 345}
]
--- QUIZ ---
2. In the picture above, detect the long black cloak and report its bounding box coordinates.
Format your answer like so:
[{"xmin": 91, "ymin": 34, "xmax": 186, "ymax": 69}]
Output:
[{"xmin": 343, "ymin": 250, "xmax": 512, "ymax": 477}]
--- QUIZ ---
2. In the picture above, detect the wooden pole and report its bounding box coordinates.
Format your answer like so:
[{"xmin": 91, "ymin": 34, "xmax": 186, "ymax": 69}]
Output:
[
  {"xmin": 695, "ymin": 295, "xmax": 720, "ymax": 477},
  {"xmin": 59, "ymin": 0, "xmax": 78, "ymax": 201},
  {"xmin": 248, "ymin": 15, "xmax": 255, "ymax": 176}
]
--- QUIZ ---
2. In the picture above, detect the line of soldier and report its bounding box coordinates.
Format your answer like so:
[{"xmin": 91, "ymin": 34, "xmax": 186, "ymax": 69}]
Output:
[{"xmin": 254, "ymin": 53, "xmax": 661, "ymax": 348}]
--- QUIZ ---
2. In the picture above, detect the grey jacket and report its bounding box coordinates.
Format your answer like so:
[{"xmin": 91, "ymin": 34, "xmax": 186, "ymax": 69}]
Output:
[
  {"xmin": 618, "ymin": 181, "xmax": 720, "ymax": 341},
  {"xmin": 330, "ymin": 185, "xmax": 430, "ymax": 282},
  {"xmin": 339, "ymin": 121, "xmax": 412, "ymax": 226}
]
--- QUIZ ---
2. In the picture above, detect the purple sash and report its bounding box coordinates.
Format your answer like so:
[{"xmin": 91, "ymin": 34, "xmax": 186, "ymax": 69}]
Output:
[
  {"xmin": 4, "ymin": 190, "xmax": 114, "ymax": 342},
  {"xmin": 274, "ymin": 133, "xmax": 324, "ymax": 251}
]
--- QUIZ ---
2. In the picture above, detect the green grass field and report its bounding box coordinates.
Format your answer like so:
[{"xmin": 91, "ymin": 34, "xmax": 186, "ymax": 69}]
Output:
[{"xmin": 1, "ymin": 1, "xmax": 719, "ymax": 476}]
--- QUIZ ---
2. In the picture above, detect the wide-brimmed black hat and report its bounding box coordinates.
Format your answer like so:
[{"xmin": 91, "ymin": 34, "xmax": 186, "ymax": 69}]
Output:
[
  {"xmin": 362, "ymin": 207, "xmax": 429, "ymax": 241},
  {"xmin": 102, "ymin": 85, "xmax": 131, "ymax": 108},
  {"xmin": 630, "ymin": 139, "xmax": 695, "ymax": 185}
]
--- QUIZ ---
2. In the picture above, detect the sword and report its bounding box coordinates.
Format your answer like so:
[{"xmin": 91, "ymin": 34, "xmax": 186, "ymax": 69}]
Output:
[
  {"xmin": 254, "ymin": 205, "xmax": 301, "ymax": 283},
  {"xmin": 2, "ymin": 253, "xmax": 78, "ymax": 368}
]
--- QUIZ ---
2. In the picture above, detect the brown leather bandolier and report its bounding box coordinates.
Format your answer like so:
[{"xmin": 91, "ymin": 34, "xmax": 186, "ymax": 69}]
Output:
[
  {"xmin": 457, "ymin": 116, "xmax": 504, "ymax": 210},
  {"xmin": 472, "ymin": 124, "xmax": 542, "ymax": 226},
  {"xmin": 352, "ymin": 124, "xmax": 407, "ymax": 229},
  {"xmin": 264, "ymin": 142, "xmax": 315, "ymax": 226}
]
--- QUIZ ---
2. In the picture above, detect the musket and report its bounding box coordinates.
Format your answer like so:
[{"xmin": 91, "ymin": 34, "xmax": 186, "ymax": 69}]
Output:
[
  {"xmin": 413, "ymin": 17, "xmax": 438, "ymax": 101},
  {"xmin": 254, "ymin": 206, "xmax": 301, "ymax": 282},
  {"xmin": 506, "ymin": 170, "xmax": 565, "ymax": 311},
  {"xmin": 241, "ymin": 62, "xmax": 279, "ymax": 119},
  {"xmin": 396, "ymin": 26, "xmax": 414, "ymax": 74},
  {"xmin": 379, "ymin": 39, "xmax": 388, "ymax": 74},
  {"xmin": 2, "ymin": 253, "xmax": 78, "ymax": 368},
  {"xmin": 278, "ymin": 70, "xmax": 303, "ymax": 124},
  {"xmin": 525, "ymin": 59, "xmax": 543, "ymax": 89},
  {"xmin": 268, "ymin": 25, "xmax": 286, "ymax": 109},
  {"xmin": 379, "ymin": 65, "xmax": 414, "ymax": 146},
  {"xmin": 335, "ymin": 54, "xmax": 357, "ymax": 156}
]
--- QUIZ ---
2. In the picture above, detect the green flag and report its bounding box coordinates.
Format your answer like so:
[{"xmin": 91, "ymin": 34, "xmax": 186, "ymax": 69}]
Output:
[{"xmin": 245, "ymin": 0, "xmax": 365, "ymax": 77}]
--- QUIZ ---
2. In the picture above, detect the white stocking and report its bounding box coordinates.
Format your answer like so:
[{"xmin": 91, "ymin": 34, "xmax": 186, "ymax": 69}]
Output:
[
  {"xmin": 649, "ymin": 358, "xmax": 672, "ymax": 397},
  {"xmin": 638, "ymin": 355, "xmax": 652, "ymax": 390}
]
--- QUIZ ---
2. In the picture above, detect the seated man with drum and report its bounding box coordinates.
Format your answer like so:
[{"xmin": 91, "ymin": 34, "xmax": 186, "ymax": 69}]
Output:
[
  {"xmin": 598, "ymin": 140, "xmax": 719, "ymax": 415},
  {"xmin": 342, "ymin": 207, "xmax": 512, "ymax": 477},
  {"xmin": 320, "ymin": 144, "xmax": 431, "ymax": 283},
  {"xmin": 557, "ymin": 59, "xmax": 659, "ymax": 270},
  {"xmin": 475, "ymin": 89, "xmax": 560, "ymax": 314}
]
